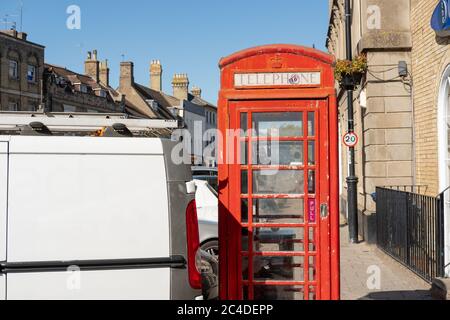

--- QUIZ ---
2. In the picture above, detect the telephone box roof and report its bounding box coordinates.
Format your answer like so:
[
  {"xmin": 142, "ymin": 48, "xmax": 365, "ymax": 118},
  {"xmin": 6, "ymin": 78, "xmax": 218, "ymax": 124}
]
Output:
[{"xmin": 219, "ymin": 44, "xmax": 335, "ymax": 69}]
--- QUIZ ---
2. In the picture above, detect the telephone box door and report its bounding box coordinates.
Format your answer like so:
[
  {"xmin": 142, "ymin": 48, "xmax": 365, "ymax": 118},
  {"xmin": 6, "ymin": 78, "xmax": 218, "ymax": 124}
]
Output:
[{"xmin": 226, "ymin": 100, "xmax": 330, "ymax": 300}]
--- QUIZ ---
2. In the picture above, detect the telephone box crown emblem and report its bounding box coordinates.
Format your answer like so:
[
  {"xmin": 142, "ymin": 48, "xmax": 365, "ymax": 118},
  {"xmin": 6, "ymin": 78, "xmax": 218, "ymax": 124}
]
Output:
[{"xmin": 270, "ymin": 55, "xmax": 283, "ymax": 68}]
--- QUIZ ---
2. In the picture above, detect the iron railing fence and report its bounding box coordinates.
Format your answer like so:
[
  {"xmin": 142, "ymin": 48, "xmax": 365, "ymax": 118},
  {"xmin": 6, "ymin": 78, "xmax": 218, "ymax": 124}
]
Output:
[{"xmin": 376, "ymin": 187, "xmax": 445, "ymax": 283}]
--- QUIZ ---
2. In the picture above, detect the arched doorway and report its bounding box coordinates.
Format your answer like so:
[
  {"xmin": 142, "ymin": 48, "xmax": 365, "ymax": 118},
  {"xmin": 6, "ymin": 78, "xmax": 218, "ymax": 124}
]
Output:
[{"xmin": 437, "ymin": 65, "xmax": 450, "ymax": 277}]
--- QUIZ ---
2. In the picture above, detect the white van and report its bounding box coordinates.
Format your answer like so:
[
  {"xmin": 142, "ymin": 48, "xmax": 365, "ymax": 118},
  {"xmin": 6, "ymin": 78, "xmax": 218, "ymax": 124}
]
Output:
[{"xmin": 0, "ymin": 135, "xmax": 203, "ymax": 300}]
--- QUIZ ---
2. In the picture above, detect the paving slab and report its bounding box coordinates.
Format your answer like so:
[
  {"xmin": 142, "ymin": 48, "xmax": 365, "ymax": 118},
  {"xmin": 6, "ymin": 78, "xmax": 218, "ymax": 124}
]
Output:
[{"xmin": 340, "ymin": 226, "xmax": 432, "ymax": 300}]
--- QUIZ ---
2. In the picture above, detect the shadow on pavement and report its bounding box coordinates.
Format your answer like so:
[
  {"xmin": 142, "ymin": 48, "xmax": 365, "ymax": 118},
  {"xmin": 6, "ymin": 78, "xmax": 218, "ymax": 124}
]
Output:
[{"xmin": 358, "ymin": 290, "xmax": 433, "ymax": 300}]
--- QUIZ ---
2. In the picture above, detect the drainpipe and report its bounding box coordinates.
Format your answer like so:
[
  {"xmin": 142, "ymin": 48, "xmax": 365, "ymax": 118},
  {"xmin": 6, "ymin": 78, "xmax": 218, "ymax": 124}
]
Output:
[{"xmin": 345, "ymin": 0, "xmax": 359, "ymax": 243}]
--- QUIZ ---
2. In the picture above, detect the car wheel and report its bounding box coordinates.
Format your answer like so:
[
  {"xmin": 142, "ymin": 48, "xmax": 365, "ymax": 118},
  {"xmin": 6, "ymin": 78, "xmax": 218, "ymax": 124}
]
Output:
[{"xmin": 201, "ymin": 240, "xmax": 219, "ymax": 260}]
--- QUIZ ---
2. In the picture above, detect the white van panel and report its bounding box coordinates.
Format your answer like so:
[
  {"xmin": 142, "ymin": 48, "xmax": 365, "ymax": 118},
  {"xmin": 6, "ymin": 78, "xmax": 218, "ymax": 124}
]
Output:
[
  {"xmin": 7, "ymin": 268, "xmax": 170, "ymax": 300},
  {"xmin": 0, "ymin": 275, "xmax": 5, "ymax": 300},
  {"xmin": 0, "ymin": 142, "xmax": 7, "ymax": 262},
  {"xmin": 7, "ymin": 150, "xmax": 170, "ymax": 262},
  {"xmin": 8, "ymin": 136, "xmax": 165, "ymax": 155}
]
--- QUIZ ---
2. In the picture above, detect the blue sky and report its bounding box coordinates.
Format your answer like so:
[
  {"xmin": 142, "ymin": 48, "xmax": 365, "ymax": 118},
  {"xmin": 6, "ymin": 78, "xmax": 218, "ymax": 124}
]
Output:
[{"xmin": 1, "ymin": 0, "xmax": 330, "ymax": 103}]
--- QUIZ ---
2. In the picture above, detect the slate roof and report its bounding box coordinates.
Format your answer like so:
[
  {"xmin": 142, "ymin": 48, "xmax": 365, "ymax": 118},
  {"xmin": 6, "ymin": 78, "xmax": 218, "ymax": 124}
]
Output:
[
  {"xmin": 44, "ymin": 63, "xmax": 122, "ymax": 104},
  {"xmin": 134, "ymin": 84, "xmax": 178, "ymax": 119}
]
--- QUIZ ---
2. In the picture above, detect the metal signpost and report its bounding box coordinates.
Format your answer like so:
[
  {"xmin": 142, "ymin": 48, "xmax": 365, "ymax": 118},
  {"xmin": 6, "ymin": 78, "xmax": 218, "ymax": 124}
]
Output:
[{"xmin": 345, "ymin": 0, "xmax": 359, "ymax": 243}]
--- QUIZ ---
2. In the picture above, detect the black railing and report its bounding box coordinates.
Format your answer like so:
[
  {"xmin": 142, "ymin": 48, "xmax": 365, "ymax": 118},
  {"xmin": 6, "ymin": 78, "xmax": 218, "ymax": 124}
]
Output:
[{"xmin": 376, "ymin": 187, "xmax": 446, "ymax": 283}]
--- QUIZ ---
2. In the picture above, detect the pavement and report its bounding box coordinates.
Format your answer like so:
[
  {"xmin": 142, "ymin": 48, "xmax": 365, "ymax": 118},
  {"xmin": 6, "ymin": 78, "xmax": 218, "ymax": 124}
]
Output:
[{"xmin": 340, "ymin": 225, "xmax": 432, "ymax": 300}]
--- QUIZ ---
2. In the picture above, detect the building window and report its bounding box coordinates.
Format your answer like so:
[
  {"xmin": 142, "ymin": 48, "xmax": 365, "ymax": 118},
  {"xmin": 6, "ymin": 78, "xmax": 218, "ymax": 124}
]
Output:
[
  {"xmin": 8, "ymin": 101, "xmax": 18, "ymax": 111},
  {"xmin": 80, "ymin": 85, "xmax": 88, "ymax": 93},
  {"xmin": 27, "ymin": 65, "xmax": 37, "ymax": 82},
  {"xmin": 9, "ymin": 60, "xmax": 19, "ymax": 80},
  {"xmin": 99, "ymin": 90, "xmax": 107, "ymax": 98}
]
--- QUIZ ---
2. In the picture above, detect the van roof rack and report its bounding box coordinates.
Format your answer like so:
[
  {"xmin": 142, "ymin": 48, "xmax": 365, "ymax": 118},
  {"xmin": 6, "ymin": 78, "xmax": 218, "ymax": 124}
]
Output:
[{"xmin": 0, "ymin": 112, "xmax": 179, "ymax": 135}]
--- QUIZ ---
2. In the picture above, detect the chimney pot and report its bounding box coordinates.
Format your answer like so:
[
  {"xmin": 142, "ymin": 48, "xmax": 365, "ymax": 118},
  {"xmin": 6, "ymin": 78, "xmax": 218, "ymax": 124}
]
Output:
[
  {"xmin": 172, "ymin": 73, "xmax": 189, "ymax": 101},
  {"xmin": 150, "ymin": 59, "xmax": 163, "ymax": 91},
  {"xmin": 85, "ymin": 50, "xmax": 100, "ymax": 82},
  {"xmin": 191, "ymin": 86, "xmax": 202, "ymax": 98}
]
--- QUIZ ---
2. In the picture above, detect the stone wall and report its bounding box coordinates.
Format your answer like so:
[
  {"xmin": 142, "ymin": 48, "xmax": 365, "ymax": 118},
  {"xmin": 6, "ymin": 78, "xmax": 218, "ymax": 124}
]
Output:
[
  {"xmin": 327, "ymin": 0, "xmax": 414, "ymax": 241},
  {"xmin": 363, "ymin": 50, "xmax": 413, "ymax": 210}
]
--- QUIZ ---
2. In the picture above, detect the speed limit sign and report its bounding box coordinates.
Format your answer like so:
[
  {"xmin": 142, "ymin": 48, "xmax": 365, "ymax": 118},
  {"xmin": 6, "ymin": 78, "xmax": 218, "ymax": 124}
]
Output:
[{"xmin": 343, "ymin": 132, "xmax": 358, "ymax": 148}]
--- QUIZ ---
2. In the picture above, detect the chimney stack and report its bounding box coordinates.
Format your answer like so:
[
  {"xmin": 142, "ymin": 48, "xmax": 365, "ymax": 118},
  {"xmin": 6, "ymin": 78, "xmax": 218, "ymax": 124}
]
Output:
[
  {"xmin": 85, "ymin": 49, "xmax": 100, "ymax": 83},
  {"xmin": 191, "ymin": 86, "xmax": 202, "ymax": 98},
  {"xmin": 150, "ymin": 60, "xmax": 162, "ymax": 92},
  {"xmin": 100, "ymin": 59, "xmax": 110, "ymax": 86},
  {"xmin": 17, "ymin": 32, "xmax": 27, "ymax": 41},
  {"xmin": 119, "ymin": 61, "xmax": 134, "ymax": 89},
  {"xmin": 172, "ymin": 73, "xmax": 189, "ymax": 101}
]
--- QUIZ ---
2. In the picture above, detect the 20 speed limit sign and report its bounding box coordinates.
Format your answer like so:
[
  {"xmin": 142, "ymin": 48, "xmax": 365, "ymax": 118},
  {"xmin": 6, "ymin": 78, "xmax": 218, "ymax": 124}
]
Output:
[{"xmin": 343, "ymin": 132, "xmax": 358, "ymax": 148}]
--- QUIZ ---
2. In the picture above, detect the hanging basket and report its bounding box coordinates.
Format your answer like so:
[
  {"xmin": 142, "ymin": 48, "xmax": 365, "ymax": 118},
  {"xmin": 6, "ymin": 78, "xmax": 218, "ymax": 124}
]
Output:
[{"xmin": 340, "ymin": 73, "xmax": 364, "ymax": 90}]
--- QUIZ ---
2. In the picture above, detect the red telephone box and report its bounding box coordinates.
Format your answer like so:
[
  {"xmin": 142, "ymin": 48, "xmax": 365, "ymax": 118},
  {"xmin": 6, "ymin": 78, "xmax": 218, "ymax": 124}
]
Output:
[{"xmin": 217, "ymin": 45, "xmax": 340, "ymax": 300}]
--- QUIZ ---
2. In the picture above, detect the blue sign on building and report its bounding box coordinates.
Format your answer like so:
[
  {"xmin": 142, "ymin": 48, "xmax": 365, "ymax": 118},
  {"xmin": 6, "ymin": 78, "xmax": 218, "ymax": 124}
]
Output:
[{"xmin": 432, "ymin": 0, "xmax": 450, "ymax": 37}]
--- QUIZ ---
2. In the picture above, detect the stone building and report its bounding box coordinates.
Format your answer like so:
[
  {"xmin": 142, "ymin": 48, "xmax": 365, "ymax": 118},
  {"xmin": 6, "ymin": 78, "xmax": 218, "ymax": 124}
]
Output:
[
  {"xmin": 117, "ymin": 60, "xmax": 179, "ymax": 119},
  {"xmin": 0, "ymin": 29, "xmax": 125, "ymax": 114},
  {"xmin": 118, "ymin": 60, "xmax": 217, "ymax": 166},
  {"xmin": 171, "ymin": 73, "xmax": 217, "ymax": 166},
  {"xmin": 0, "ymin": 30, "xmax": 45, "ymax": 111},
  {"xmin": 44, "ymin": 50, "xmax": 124, "ymax": 113},
  {"xmin": 410, "ymin": 0, "xmax": 450, "ymax": 277},
  {"xmin": 327, "ymin": 0, "xmax": 414, "ymax": 242}
]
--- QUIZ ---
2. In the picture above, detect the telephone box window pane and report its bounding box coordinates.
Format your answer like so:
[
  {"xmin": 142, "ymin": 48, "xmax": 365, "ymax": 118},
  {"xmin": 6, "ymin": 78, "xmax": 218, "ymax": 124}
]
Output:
[
  {"xmin": 309, "ymin": 286, "xmax": 317, "ymax": 300},
  {"xmin": 308, "ymin": 142, "xmax": 315, "ymax": 165},
  {"xmin": 309, "ymin": 256, "xmax": 316, "ymax": 281},
  {"xmin": 242, "ymin": 286, "xmax": 249, "ymax": 300},
  {"xmin": 253, "ymin": 141, "xmax": 303, "ymax": 165},
  {"xmin": 241, "ymin": 170, "xmax": 248, "ymax": 194},
  {"xmin": 253, "ymin": 170, "xmax": 304, "ymax": 194},
  {"xmin": 253, "ymin": 112, "xmax": 303, "ymax": 137},
  {"xmin": 241, "ymin": 113, "xmax": 248, "ymax": 136},
  {"xmin": 309, "ymin": 228, "xmax": 316, "ymax": 251},
  {"xmin": 253, "ymin": 256, "xmax": 304, "ymax": 282},
  {"xmin": 241, "ymin": 199, "xmax": 248, "ymax": 223},
  {"xmin": 254, "ymin": 228, "xmax": 305, "ymax": 252},
  {"xmin": 242, "ymin": 256, "xmax": 249, "ymax": 280},
  {"xmin": 254, "ymin": 285, "xmax": 304, "ymax": 300},
  {"xmin": 308, "ymin": 112, "xmax": 315, "ymax": 136},
  {"xmin": 242, "ymin": 228, "xmax": 249, "ymax": 251},
  {"xmin": 241, "ymin": 199, "xmax": 249, "ymax": 223},
  {"xmin": 308, "ymin": 170, "xmax": 316, "ymax": 194},
  {"xmin": 252, "ymin": 198, "xmax": 304, "ymax": 223},
  {"xmin": 240, "ymin": 141, "xmax": 248, "ymax": 165}
]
